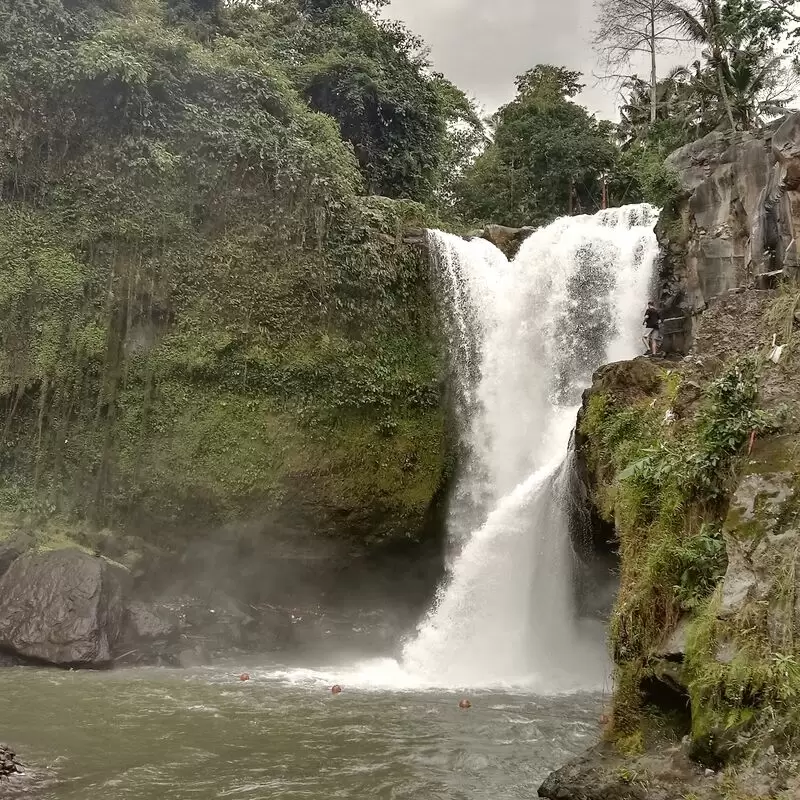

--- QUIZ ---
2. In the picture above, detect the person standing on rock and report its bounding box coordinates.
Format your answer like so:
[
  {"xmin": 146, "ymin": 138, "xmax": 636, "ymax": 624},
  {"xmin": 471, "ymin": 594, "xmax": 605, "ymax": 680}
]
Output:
[{"xmin": 642, "ymin": 301, "xmax": 662, "ymax": 356}]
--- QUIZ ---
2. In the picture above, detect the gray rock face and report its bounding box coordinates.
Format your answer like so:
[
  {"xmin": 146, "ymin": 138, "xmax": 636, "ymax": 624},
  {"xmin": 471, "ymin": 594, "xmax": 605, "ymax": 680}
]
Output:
[
  {"xmin": 477, "ymin": 224, "xmax": 535, "ymax": 258},
  {"xmin": 124, "ymin": 600, "xmax": 180, "ymax": 642},
  {"xmin": 1, "ymin": 744, "xmax": 21, "ymax": 779},
  {"xmin": 717, "ymin": 435, "xmax": 800, "ymax": 652},
  {"xmin": 0, "ymin": 549, "xmax": 123, "ymax": 667},
  {"xmin": 664, "ymin": 113, "xmax": 800, "ymax": 330}
]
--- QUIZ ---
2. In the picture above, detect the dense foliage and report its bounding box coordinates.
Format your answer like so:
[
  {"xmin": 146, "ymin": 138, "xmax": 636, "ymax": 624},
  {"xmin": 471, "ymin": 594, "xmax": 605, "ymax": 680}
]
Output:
[
  {"xmin": 606, "ymin": 1, "xmax": 797, "ymax": 148},
  {"xmin": 453, "ymin": 66, "xmax": 620, "ymax": 227},
  {"xmin": 0, "ymin": 0, "xmax": 463, "ymax": 540},
  {"xmin": 3, "ymin": 0, "xmax": 800, "ymax": 541}
]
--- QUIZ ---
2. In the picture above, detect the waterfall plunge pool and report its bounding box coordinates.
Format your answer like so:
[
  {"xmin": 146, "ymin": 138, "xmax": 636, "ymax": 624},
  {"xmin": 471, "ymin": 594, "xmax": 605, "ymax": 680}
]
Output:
[{"xmin": 2, "ymin": 662, "xmax": 605, "ymax": 800}]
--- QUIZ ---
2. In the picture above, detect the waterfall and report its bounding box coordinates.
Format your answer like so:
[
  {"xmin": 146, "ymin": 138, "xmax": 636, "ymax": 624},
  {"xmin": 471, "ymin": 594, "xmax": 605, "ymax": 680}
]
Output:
[{"xmin": 401, "ymin": 204, "xmax": 660, "ymax": 690}]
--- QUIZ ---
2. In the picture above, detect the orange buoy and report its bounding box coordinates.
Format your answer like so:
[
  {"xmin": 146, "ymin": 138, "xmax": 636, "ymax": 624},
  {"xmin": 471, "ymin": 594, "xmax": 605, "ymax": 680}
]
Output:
[
  {"xmin": 458, "ymin": 699, "xmax": 472, "ymax": 709},
  {"xmin": 239, "ymin": 673, "xmax": 250, "ymax": 682},
  {"xmin": 331, "ymin": 684, "xmax": 343, "ymax": 695}
]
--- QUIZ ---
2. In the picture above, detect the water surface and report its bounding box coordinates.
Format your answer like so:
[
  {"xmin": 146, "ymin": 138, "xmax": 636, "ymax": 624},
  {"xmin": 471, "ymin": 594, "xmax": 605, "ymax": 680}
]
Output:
[{"xmin": 2, "ymin": 661, "xmax": 604, "ymax": 799}]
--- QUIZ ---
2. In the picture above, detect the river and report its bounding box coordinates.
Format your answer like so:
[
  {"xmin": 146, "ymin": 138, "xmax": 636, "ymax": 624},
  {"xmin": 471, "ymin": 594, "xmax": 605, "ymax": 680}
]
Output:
[{"xmin": 2, "ymin": 661, "xmax": 604, "ymax": 799}]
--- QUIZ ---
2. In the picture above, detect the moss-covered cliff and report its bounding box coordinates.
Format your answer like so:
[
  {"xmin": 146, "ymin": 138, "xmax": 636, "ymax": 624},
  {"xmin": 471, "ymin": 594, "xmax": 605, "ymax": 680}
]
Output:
[
  {"xmin": 556, "ymin": 289, "xmax": 800, "ymax": 798},
  {"xmin": 0, "ymin": 0, "xmax": 454, "ymax": 546},
  {"xmin": 541, "ymin": 114, "xmax": 800, "ymax": 800}
]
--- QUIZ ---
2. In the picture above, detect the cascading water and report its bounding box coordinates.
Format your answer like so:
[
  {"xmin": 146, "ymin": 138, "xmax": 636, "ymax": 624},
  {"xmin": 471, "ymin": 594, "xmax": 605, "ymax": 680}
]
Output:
[{"xmin": 401, "ymin": 204, "xmax": 661, "ymax": 690}]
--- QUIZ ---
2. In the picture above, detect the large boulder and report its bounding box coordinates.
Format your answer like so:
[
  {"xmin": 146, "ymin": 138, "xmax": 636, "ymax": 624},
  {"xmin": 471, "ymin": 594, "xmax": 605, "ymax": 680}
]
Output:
[
  {"xmin": 1, "ymin": 744, "xmax": 21, "ymax": 779},
  {"xmin": 0, "ymin": 549, "xmax": 123, "ymax": 667},
  {"xmin": 478, "ymin": 224, "xmax": 536, "ymax": 258}
]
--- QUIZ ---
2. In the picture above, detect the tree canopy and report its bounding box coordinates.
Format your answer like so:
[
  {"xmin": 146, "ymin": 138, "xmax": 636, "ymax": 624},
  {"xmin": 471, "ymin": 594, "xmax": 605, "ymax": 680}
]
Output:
[{"xmin": 453, "ymin": 66, "xmax": 619, "ymax": 227}]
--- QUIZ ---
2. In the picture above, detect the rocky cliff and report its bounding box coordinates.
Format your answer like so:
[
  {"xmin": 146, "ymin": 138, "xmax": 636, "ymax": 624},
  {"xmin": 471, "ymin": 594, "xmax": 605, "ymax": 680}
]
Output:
[
  {"xmin": 540, "ymin": 116, "xmax": 800, "ymax": 799},
  {"xmin": 659, "ymin": 113, "xmax": 800, "ymax": 351}
]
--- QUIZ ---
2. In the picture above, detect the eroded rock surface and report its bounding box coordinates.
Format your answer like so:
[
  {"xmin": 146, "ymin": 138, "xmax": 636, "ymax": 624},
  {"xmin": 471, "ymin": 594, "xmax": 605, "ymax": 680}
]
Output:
[
  {"xmin": 1, "ymin": 744, "xmax": 21, "ymax": 779},
  {"xmin": 0, "ymin": 549, "xmax": 123, "ymax": 667},
  {"xmin": 718, "ymin": 435, "xmax": 800, "ymax": 652},
  {"xmin": 663, "ymin": 113, "xmax": 800, "ymax": 332}
]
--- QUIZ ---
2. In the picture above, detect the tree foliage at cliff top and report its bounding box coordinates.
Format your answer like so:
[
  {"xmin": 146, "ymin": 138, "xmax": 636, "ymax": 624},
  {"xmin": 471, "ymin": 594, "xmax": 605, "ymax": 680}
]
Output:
[
  {"xmin": 0, "ymin": 0, "xmax": 460, "ymax": 540},
  {"xmin": 453, "ymin": 66, "xmax": 621, "ymax": 228}
]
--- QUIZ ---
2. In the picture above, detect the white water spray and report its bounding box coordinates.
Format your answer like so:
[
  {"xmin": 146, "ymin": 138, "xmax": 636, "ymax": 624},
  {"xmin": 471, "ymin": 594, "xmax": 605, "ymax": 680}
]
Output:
[{"xmin": 400, "ymin": 205, "xmax": 660, "ymax": 690}]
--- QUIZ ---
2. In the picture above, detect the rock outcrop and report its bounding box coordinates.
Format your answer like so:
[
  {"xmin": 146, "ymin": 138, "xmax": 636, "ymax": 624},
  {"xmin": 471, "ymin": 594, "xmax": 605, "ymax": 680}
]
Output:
[
  {"xmin": 1, "ymin": 744, "xmax": 21, "ymax": 779},
  {"xmin": 661, "ymin": 112, "xmax": 800, "ymax": 347},
  {"xmin": 717, "ymin": 435, "xmax": 800, "ymax": 651},
  {"xmin": 538, "ymin": 743, "xmax": 711, "ymax": 800},
  {"xmin": 553, "ymin": 283, "xmax": 800, "ymax": 796},
  {"xmin": 476, "ymin": 224, "xmax": 535, "ymax": 258},
  {"xmin": 0, "ymin": 549, "xmax": 123, "ymax": 667}
]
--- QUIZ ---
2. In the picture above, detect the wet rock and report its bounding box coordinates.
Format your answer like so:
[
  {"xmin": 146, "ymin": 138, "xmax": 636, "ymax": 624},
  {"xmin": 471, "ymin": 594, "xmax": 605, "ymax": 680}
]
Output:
[
  {"xmin": 120, "ymin": 591, "xmax": 295, "ymax": 666},
  {"xmin": 478, "ymin": 224, "xmax": 535, "ymax": 258},
  {"xmin": 114, "ymin": 600, "xmax": 182, "ymax": 665},
  {"xmin": 125, "ymin": 601, "xmax": 180, "ymax": 641},
  {"xmin": 538, "ymin": 742, "xmax": 711, "ymax": 800},
  {"xmin": 178, "ymin": 645, "xmax": 212, "ymax": 668},
  {"xmin": 1, "ymin": 744, "xmax": 21, "ymax": 779},
  {"xmin": 0, "ymin": 549, "xmax": 123, "ymax": 667}
]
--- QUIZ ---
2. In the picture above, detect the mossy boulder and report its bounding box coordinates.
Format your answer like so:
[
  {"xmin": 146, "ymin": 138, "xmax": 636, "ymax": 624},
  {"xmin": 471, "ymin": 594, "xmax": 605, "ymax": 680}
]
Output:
[{"xmin": 573, "ymin": 340, "xmax": 800, "ymax": 768}]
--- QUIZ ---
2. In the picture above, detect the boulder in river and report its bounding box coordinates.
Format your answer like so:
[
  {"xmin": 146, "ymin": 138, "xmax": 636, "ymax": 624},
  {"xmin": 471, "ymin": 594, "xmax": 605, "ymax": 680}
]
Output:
[
  {"xmin": 1, "ymin": 744, "xmax": 21, "ymax": 779},
  {"xmin": 538, "ymin": 742, "xmax": 712, "ymax": 800},
  {"xmin": 0, "ymin": 548, "xmax": 123, "ymax": 668}
]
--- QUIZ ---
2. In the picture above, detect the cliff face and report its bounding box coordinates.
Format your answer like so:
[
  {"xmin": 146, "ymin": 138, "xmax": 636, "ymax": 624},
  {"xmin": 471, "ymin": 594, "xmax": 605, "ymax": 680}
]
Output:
[
  {"xmin": 659, "ymin": 113, "xmax": 800, "ymax": 348},
  {"xmin": 540, "ymin": 118, "xmax": 800, "ymax": 799},
  {"xmin": 0, "ymin": 1, "xmax": 453, "ymax": 665},
  {"xmin": 0, "ymin": 3, "xmax": 449, "ymax": 550}
]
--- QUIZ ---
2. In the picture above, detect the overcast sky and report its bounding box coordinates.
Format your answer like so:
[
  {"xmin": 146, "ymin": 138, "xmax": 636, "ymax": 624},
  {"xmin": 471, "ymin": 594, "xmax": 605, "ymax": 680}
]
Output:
[{"xmin": 386, "ymin": 0, "xmax": 656, "ymax": 120}]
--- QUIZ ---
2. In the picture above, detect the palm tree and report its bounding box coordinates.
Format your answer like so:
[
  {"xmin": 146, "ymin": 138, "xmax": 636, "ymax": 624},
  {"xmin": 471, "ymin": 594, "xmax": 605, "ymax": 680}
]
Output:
[
  {"xmin": 662, "ymin": 1, "xmax": 737, "ymax": 129},
  {"xmin": 724, "ymin": 51, "xmax": 795, "ymax": 128},
  {"xmin": 618, "ymin": 66, "xmax": 697, "ymax": 146}
]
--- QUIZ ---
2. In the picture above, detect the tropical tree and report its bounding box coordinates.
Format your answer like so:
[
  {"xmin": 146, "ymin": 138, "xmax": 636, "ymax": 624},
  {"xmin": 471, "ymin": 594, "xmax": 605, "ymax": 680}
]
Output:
[
  {"xmin": 663, "ymin": 0, "xmax": 788, "ymax": 129},
  {"xmin": 593, "ymin": 0, "xmax": 688, "ymax": 123},
  {"xmin": 617, "ymin": 67, "xmax": 699, "ymax": 145},
  {"xmin": 453, "ymin": 66, "xmax": 618, "ymax": 226},
  {"xmin": 223, "ymin": 0, "xmax": 477, "ymax": 203}
]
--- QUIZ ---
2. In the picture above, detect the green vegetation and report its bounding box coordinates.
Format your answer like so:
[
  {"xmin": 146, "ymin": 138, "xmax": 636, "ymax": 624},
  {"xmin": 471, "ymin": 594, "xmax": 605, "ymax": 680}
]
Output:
[
  {"xmin": 0, "ymin": 0, "xmax": 472, "ymax": 543},
  {"xmin": 452, "ymin": 66, "xmax": 620, "ymax": 226},
  {"xmin": 579, "ymin": 357, "xmax": 785, "ymax": 757}
]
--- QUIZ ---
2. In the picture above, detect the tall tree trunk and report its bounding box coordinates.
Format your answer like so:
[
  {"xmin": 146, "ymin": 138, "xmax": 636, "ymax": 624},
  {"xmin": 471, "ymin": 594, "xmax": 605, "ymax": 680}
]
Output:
[
  {"xmin": 715, "ymin": 55, "xmax": 736, "ymax": 130},
  {"xmin": 649, "ymin": 8, "xmax": 657, "ymax": 124}
]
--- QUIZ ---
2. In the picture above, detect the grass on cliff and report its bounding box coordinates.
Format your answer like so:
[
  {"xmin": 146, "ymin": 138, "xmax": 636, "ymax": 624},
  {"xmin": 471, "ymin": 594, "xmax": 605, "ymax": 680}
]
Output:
[{"xmin": 582, "ymin": 357, "xmax": 778, "ymax": 748}]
